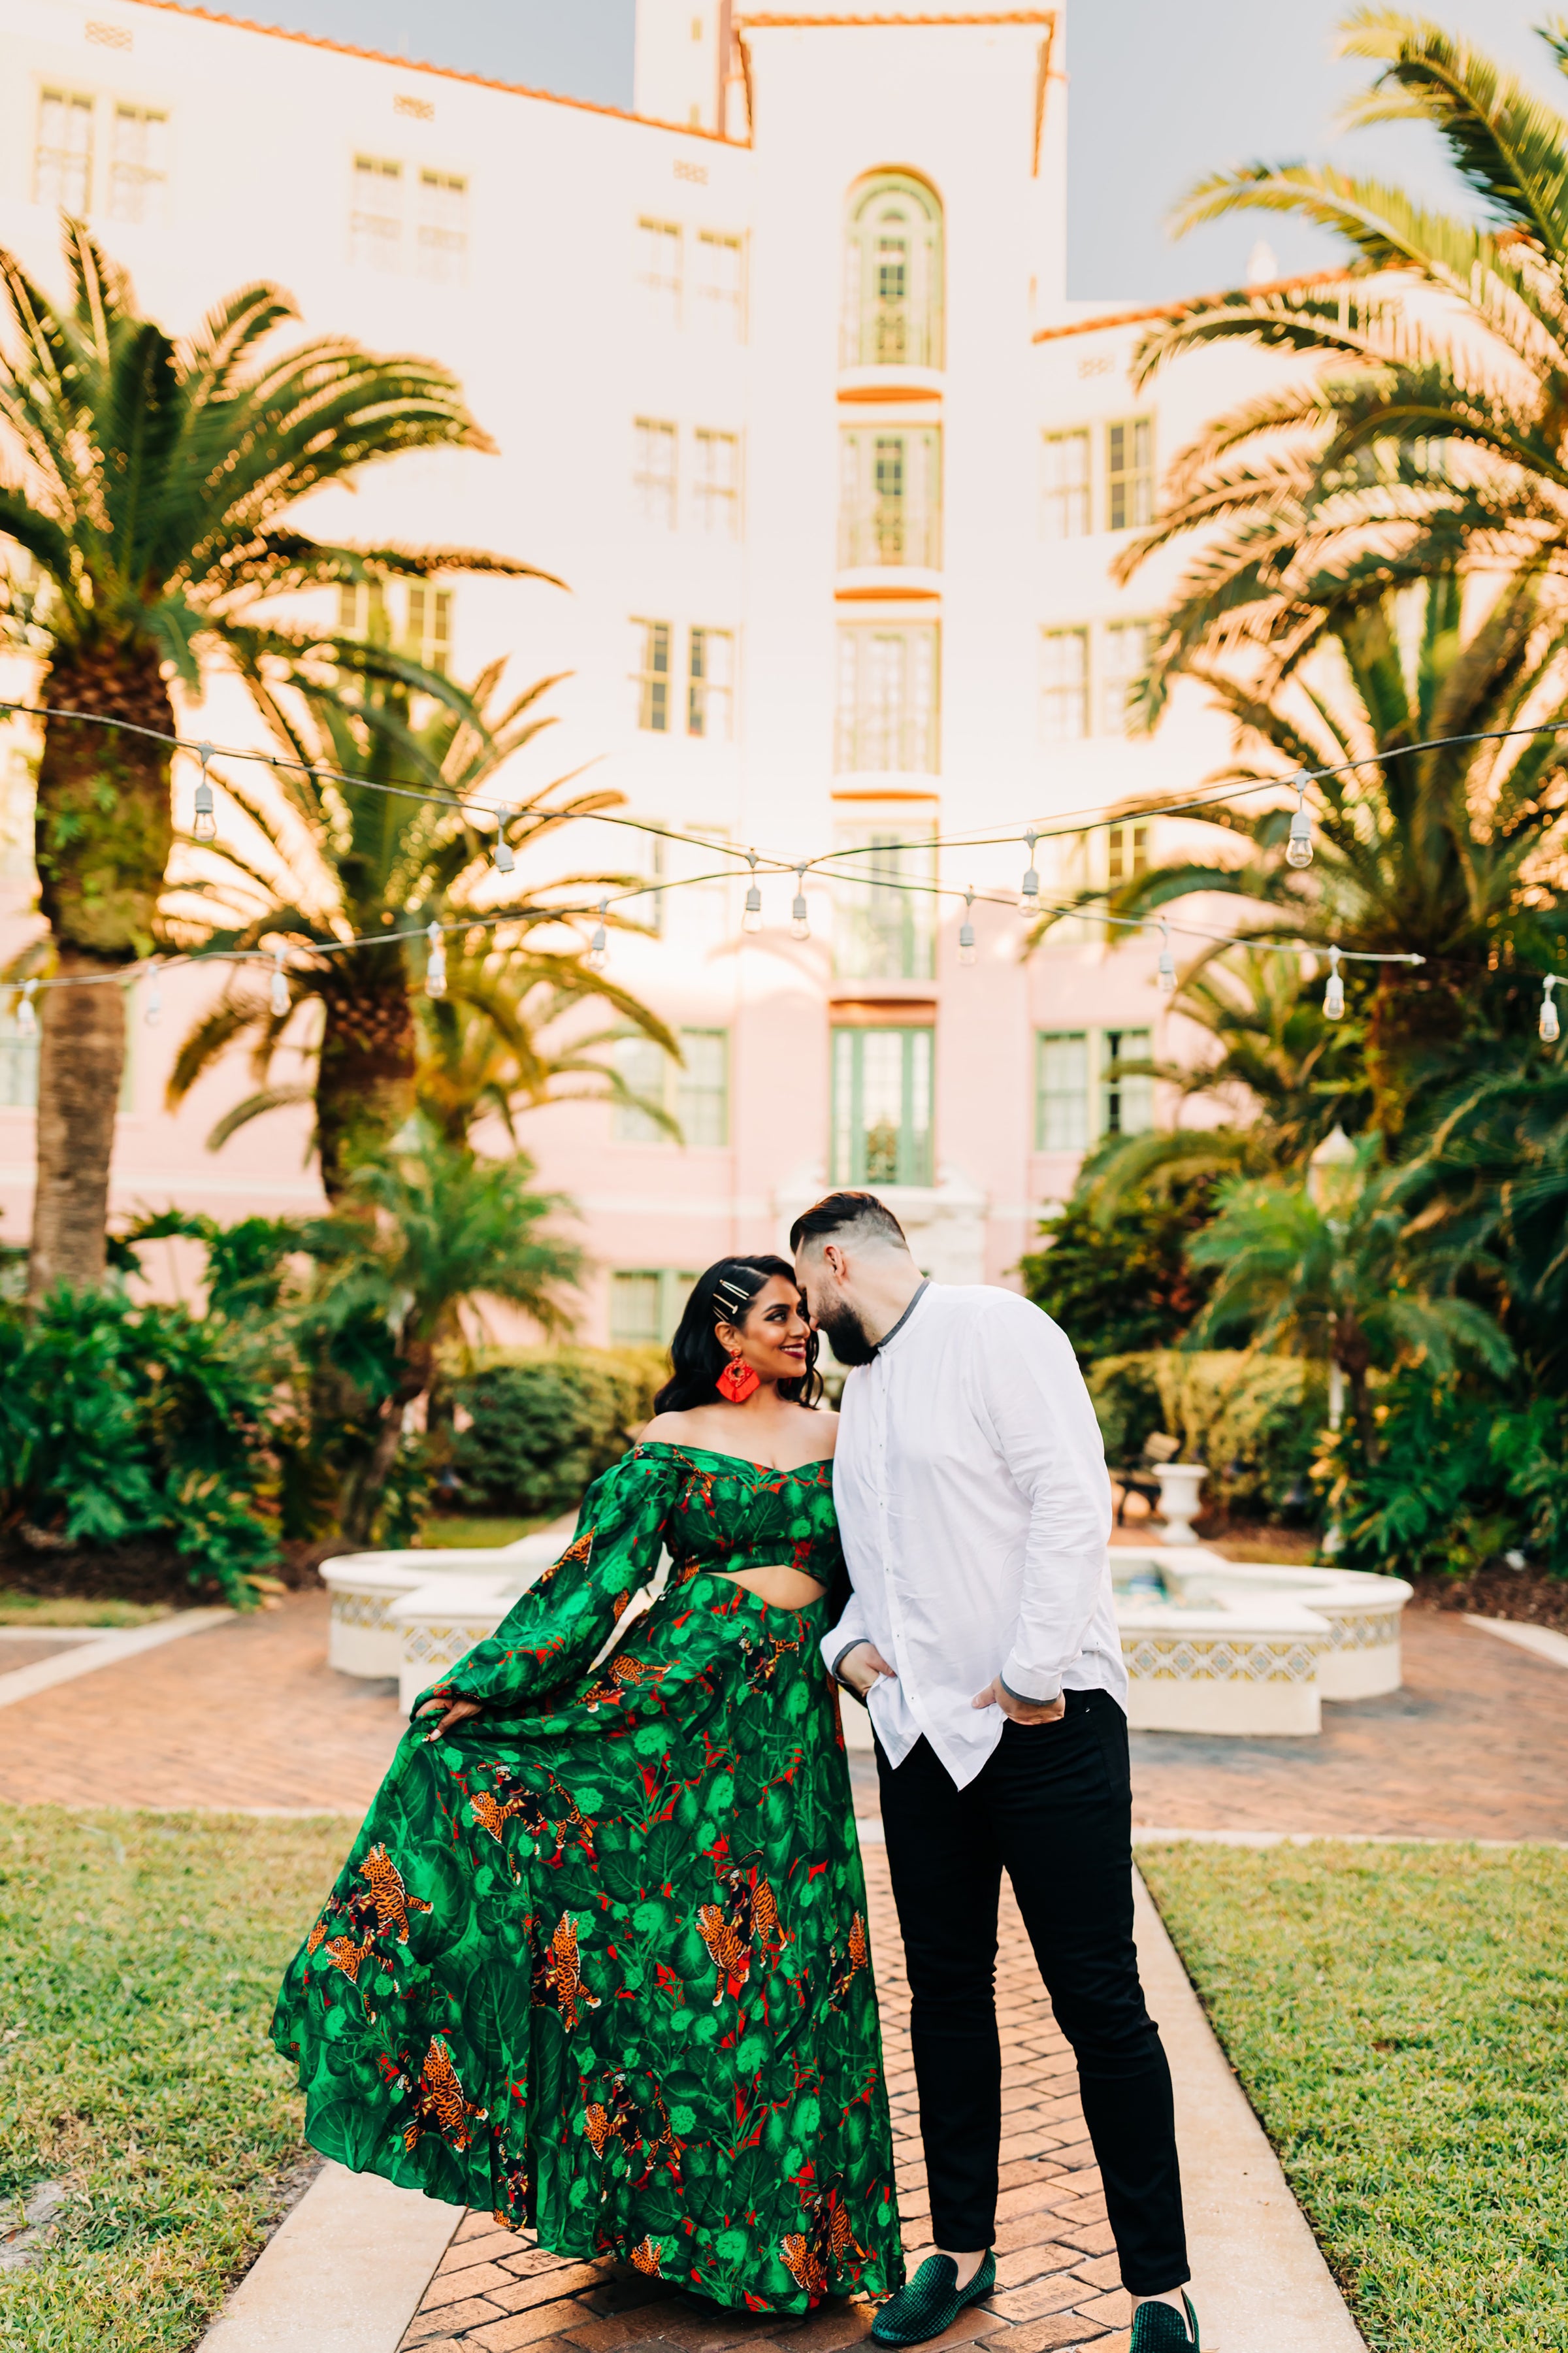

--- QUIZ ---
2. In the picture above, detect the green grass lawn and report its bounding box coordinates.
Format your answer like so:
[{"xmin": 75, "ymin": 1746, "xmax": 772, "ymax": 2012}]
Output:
[
  {"xmin": 0, "ymin": 1595, "xmax": 172, "ymax": 1628},
  {"xmin": 1140, "ymin": 1841, "xmax": 1568, "ymax": 2353},
  {"xmin": 0, "ymin": 1805, "xmax": 346, "ymax": 2352},
  {"xmin": 415, "ymin": 1513, "xmax": 555, "ymax": 1549}
]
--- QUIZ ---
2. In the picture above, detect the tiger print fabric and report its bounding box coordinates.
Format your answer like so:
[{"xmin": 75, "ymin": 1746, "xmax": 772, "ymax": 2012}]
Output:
[{"xmin": 271, "ymin": 1442, "xmax": 902, "ymax": 2314}]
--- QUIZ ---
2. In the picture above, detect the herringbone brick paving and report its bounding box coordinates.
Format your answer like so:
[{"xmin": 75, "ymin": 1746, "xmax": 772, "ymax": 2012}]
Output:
[{"xmin": 397, "ymin": 1844, "xmax": 1131, "ymax": 2353}]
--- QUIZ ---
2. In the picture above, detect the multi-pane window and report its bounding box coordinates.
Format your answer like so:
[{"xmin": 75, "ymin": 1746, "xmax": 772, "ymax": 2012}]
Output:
[
  {"xmin": 832, "ymin": 824, "xmax": 936, "ymax": 982},
  {"xmin": 610, "ymin": 1268, "xmax": 700, "ymax": 1347},
  {"xmin": 416, "ymin": 170, "xmax": 468, "ymax": 283},
  {"xmin": 612, "ymin": 1029, "xmax": 730, "ymax": 1147},
  {"xmin": 687, "ymin": 628, "xmax": 734, "ymax": 740},
  {"xmin": 633, "ymin": 418, "xmax": 678, "ymax": 527},
  {"xmin": 108, "ymin": 105, "xmax": 167, "ymax": 223},
  {"xmin": 1107, "ymin": 416, "xmax": 1154, "ymax": 532},
  {"xmin": 632, "ymin": 619, "xmax": 673, "ymax": 732},
  {"xmin": 405, "ymin": 583, "xmax": 452, "ymax": 674},
  {"xmin": 834, "ymin": 625, "xmax": 939, "ymax": 772},
  {"xmin": 841, "ymin": 174, "xmax": 944, "ymax": 369},
  {"xmin": 1100, "ymin": 621, "xmax": 1151, "ymax": 734},
  {"xmin": 337, "ymin": 580, "xmax": 387, "ymax": 636},
  {"xmin": 1105, "ymin": 819, "xmax": 1149, "ymax": 889},
  {"xmin": 832, "ymin": 1027, "xmax": 933, "ymax": 1189},
  {"xmin": 1041, "ymin": 430, "xmax": 1090, "ymax": 539},
  {"xmin": 638, "ymin": 218, "xmax": 682, "ymax": 324},
  {"xmin": 838, "ymin": 426, "xmax": 941, "ymax": 569},
  {"xmin": 0, "ymin": 1004, "xmax": 39, "ymax": 1111},
  {"xmin": 1102, "ymin": 1028, "xmax": 1153, "ymax": 1136},
  {"xmin": 336, "ymin": 580, "xmax": 449, "ymax": 673},
  {"xmin": 1036, "ymin": 1032, "xmax": 1089, "ymax": 1152},
  {"xmin": 693, "ymin": 430, "xmax": 740, "ymax": 536},
  {"xmin": 35, "ymin": 90, "xmax": 93, "ymax": 212},
  {"xmin": 1040, "ymin": 629, "xmax": 1089, "ymax": 742},
  {"xmin": 350, "ymin": 156, "xmax": 403, "ymax": 269},
  {"xmin": 695, "ymin": 232, "xmax": 745, "ymax": 337}
]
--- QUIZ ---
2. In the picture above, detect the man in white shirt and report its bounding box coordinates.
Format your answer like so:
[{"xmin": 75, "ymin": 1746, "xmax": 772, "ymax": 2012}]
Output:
[{"xmin": 791, "ymin": 1191, "xmax": 1196, "ymax": 2353}]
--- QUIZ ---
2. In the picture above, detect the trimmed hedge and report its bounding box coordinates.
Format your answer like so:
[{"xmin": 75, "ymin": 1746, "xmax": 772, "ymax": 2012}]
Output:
[{"xmin": 451, "ymin": 1347, "xmax": 667, "ymax": 1521}]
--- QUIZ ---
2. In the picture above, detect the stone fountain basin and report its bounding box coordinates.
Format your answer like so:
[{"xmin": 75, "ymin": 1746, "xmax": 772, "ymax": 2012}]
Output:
[
  {"xmin": 1114, "ymin": 1546, "xmax": 1411, "ymax": 1736},
  {"xmin": 323, "ymin": 1534, "xmax": 559, "ymax": 1681}
]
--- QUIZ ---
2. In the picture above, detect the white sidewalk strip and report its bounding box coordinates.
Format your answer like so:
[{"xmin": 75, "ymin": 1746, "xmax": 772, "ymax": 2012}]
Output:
[
  {"xmin": 1133, "ymin": 1869, "xmax": 1369, "ymax": 2353},
  {"xmin": 1466, "ymin": 1614, "xmax": 1568, "ymax": 1670},
  {"xmin": 0, "ymin": 1608, "xmax": 233, "ymax": 1712},
  {"xmin": 197, "ymin": 2162, "xmax": 463, "ymax": 2353}
]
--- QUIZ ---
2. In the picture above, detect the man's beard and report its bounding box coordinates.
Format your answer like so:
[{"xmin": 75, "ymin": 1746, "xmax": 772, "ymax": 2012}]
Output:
[{"xmin": 815, "ymin": 1297, "xmax": 879, "ymax": 1368}]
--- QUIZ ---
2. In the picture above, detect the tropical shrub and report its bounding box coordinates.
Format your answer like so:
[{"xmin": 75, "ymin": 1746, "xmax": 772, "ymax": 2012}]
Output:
[
  {"xmin": 1018, "ymin": 1179, "xmax": 1217, "ymax": 1364},
  {"xmin": 452, "ymin": 1349, "xmax": 666, "ymax": 1521},
  {"xmin": 0, "ymin": 1289, "xmax": 279, "ymax": 1603},
  {"xmin": 1321, "ymin": 1374, "xmax": 1568, "ymax": 1580},
  {"xmin": 1088, "ymin": 1349, "xmax": 1325, "ymax": 1521}
]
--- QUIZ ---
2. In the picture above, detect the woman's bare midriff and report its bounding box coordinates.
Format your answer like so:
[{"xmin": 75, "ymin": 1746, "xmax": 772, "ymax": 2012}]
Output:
[{"xmin": 716, "ymin": 1564, "xmax": 829, "ymax": 1610}]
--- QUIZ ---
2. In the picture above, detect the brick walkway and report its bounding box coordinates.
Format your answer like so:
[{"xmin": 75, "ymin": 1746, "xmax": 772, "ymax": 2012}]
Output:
[{"xmin": 399, "ymin": 1847, "xmax": 1129, "ymax": 2353}]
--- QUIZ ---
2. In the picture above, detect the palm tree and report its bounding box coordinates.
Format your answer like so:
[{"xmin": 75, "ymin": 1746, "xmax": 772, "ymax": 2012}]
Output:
[
  {"xmin": 165, "ymin": 646, "xmax": 664, "ymax": 1198},
  {"xmin": 1120, "ymin": 15, "xmax": 1568, "ymax": 606},
  {"xmin": 1044, "ymin": 574, "xmax": 1568, "ymax": 1128},
  {"xmin": 0, "ymin": 222, "xmax": 545, "ymax": 1296},
  {"xmin": 1188, "ymin": 1134, "xmax": 1512, "ymax": 1458},
  {"xmin": 297, "ymin": 1123, "xmax": 581, "ymax": 1542}
]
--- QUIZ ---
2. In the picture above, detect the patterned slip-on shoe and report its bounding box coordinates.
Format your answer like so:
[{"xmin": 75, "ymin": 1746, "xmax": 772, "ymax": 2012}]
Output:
[
  {"xmin": 1129, "ymin": 2290, "xmax": 1201, "ymax": 2350},
  {"xmin": 870, "ymin": 2250, "xmax": 996, "ymax": 2346}
]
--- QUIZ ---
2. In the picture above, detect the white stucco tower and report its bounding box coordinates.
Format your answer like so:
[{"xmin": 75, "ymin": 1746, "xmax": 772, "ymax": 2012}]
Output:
[{"xmin": 634, "ymin": 0, "xmax": 730, "ymax": 132}]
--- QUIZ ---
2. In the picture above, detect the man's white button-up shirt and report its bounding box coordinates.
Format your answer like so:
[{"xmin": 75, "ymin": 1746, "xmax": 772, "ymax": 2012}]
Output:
[{"xmin": 821, "ymin": 1281, "xmax": 1124, "ymax": 1790}]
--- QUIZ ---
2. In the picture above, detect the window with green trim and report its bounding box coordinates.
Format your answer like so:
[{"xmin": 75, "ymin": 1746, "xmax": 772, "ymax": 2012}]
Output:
[
  {"xmin": 831, "ymin": 1027, "xmax": 933, "ymax": 1187},
  {"xmin": 1036, "ymin": 1031, "xmax": 1088, "ymax": 1151},
  {"xmin": 841, "ymin": 173, "xmax": 943, "ymax": 368},
  {"xmin": 1106, "ymin": 416, "xmax": 1154, "ymax": 532},
  {"xmin": 612, "ymin": 1027, "xmax": 730, "ymax": 1147},
  {"xmin": 832, "ymin": 823, "xmax": 936, "ymax": 980},
  {"xmin": 1102, "ymin": 1028, "xmax": 1152, "ymax": 1136},
  {"xmin": 610, "ymin": 1268, "xmax": 700, "ymax": 1345}
]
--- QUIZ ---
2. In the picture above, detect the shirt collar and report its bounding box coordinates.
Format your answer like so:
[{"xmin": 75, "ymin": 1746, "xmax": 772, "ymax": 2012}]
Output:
[{"xmin": 869, "ymin": 1278, "xmax": 930, "ymax": 1358}]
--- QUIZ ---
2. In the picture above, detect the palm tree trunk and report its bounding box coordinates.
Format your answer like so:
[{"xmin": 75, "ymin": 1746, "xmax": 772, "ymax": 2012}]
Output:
[
  {"xmin": 29, "ymin": 644, "xmax": 174, "ymax": 1298},
  {"xmin": 316, "ymin": 950, "xmax": 417, "ymax": 1202}
]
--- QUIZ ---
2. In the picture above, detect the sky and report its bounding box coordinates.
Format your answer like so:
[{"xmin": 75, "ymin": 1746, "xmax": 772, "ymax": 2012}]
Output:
[{"xmin": 172, "ymin": 1, "xmax": 1550, "ymax": 301}]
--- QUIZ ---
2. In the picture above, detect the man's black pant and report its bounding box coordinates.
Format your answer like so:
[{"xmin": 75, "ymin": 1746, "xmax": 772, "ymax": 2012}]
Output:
[{"xmin": 875, "ymin": 1689, "xmax": 1188, "ymax": 2296}]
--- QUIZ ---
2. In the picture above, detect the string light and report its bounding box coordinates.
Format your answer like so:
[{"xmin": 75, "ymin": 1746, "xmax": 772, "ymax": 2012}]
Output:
[
  {"xmin": 585, "ymin": 898, "xmax": 608, "ymax": 972},
  {"xmin": 958, "ymin": 887, "xmax": 977, "ymax": 968},
  {"xmin": 192, "ymin": 743, "xmax": 216, "ymax": 844},
  {"xmin": 1286, "ymin": 776, "xmax": 1314, "ymax": 870},
  {"xmin": 742, "ymin": 851, "xmax": 763, "ymax": 936},
  {"xmin": 424, "ymin": 921, "xmax": 448, "ymax": 999},
  {"xmin": 15, "ymin": 979, "xmax": 38, "ymax": 1039},
  {"xmin": 790, "ymin": 866, "xmax": 811, "ymax": 942},
  {"xmin": 492, "ymin": 808, "xmax": 515, "ymax": 875},
  {"xmin": 269, "ymin": 946, "xmax": 290, "ymax": 1018},
  {"xmin": 1324, "ymin": 944, "xmax": 1345, "ymax": 1020},
  {"xmin": 143, "ymin": 959, "xmax": 162, "ymax": 1028},
  {"xmin": 1156, "ymin": 919, "xmax": 1177, "ymax": 995},
  {"xmin": 1541, "ymin": 975, "xmax": 1561, "ymax": 1045},
  {"xmin": 1018, "ymin": 829, "xmax": 1040, "ymax": 916}
]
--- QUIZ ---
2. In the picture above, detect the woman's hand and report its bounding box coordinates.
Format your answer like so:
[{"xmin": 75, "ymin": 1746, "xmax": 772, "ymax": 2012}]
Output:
[{"xmin": 419, "ymin": 1696, "xmax": 484, "ymax": 1741}]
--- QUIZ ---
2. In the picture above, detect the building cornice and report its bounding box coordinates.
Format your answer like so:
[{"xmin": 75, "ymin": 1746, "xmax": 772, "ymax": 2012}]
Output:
[
  {"xmin": 736, "ymin": 12, "xmax": 1057, "ymax": 24},
  {"xmin": 120, "ymin": 0, "xmax": 745, "ymax": 145},
  {"xmin": 1032, "ymin": 269, "xmax": 1353, "ymax": 344}
]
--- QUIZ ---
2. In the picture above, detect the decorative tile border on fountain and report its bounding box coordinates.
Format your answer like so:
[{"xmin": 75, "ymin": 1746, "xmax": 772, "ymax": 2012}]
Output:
[
  {"xmin": 1115, "ymin": 1547, "xmax": 1412, "ymax": 1735},
  {"xmin": 323, "ymin": 1535, "xmax": 561, "ymax": 1681},
  {"xmin": 390, "ymin": 1575, "xmax": 524, "ymax": 1711}
]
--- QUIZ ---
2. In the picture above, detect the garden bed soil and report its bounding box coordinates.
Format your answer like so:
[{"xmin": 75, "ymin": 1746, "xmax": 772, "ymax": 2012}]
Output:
[
  {"xmin": 0, "ymin": 1535, "xmax": 344, "ymax": 1607},
  {"xmin": 1409, "ymin": 1560, "xmax": 1568, "ymax": 1633}
]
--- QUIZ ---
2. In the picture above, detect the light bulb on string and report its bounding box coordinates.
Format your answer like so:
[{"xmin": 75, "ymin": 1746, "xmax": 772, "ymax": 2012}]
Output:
[
  {"xmin": 1324, "ymin": 944, "xmax": 1345, "ymax": 1020},
  {"xmin": 492, "ymin": 808, "xmax": 515, "ymax": 875},
  {"xmin": 1286, "ymin": 776, "xmax": 1314, "ymax": 870},
  {"xmin": 192, "ymin": 743, "xmax": 216, "ymax": 844},
  {"xmin": 1156, "ymin": 919, "xmax": 1177, "ymax": 996},
  {"xmin": 143, "ymin": 959, "xmax": 162, "ymax": 1028},
  {"xmin": 958, "ymin": 887, "xmax": 977, "ymax": 968},
  {"xmin": 742, "ymin": 851, "xmax": 763, "ymax": 936},
  {"xmin": 15, "ymin": 978, "xmax": 38, "ymax": 1040},
  {"xmin": 790, "ymin": 865, "xmax": 811, "ymax": 941},
  {"xmin": 586, "ymin": 898, "xmax": 609, "ymax": 973},
  {"xmin": 425, "ymin": 921, "xmax": 448, "ymax": 1000},
  {"xmin": 1541, "ymin": 974, "xmax": 1561, "ymax": 1045},
  {"xmin": 1018, "ymin": 829, "xmax": 1040, "ymax": 916},
  {"xmin": 269, "ymin": 946, "xmax": 290, "ymax": 1019}
]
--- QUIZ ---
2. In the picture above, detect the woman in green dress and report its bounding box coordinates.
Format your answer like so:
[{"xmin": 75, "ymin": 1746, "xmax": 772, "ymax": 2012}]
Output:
[{"xmin": 272, "ymin": 1256, "xmax": 902, "ymax": 2315}]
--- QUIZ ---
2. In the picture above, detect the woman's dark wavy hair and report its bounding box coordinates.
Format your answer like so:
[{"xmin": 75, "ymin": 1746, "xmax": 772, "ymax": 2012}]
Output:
[{"xmin": 653, "ymin": 1255, "xmax": 823, "ymax": 1413}]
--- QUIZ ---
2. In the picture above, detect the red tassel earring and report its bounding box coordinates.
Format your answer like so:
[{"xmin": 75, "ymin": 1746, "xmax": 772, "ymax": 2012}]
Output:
[{"xmin": 717, "ymin": 1353, "xmax": 761, "ymax": 1404}]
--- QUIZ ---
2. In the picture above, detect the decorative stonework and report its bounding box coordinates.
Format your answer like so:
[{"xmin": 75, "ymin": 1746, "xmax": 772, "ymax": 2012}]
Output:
[
  {"xmin": 330, "ymin": 1589, "xmax": 396, "ymax": 1632},
  {"xmin": 1123, "ymin": 1635, "xmax": 1322, "ymax": 1685},
  {"xmin": 1324, "ymin": 1609, "xmax": 1400, "ymax": 1651}
]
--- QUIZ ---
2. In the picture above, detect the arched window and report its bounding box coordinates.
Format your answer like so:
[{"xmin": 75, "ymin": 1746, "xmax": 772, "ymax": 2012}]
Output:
[{"xmin": 841, "ymin": 173, "xmax": 943, "ymax": 370}]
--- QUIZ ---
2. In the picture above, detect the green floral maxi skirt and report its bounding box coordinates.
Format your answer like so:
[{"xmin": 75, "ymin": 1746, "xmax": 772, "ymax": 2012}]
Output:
[{"xmin": 271, "ymin": 1443, "xmax": 904, "ymax": 2314}]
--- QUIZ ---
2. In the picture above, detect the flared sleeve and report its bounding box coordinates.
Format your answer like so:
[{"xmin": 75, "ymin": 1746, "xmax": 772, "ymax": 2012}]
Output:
[{"xmin": 414, "ymin": 1445, "xmax": 682, "ymax": 1716}]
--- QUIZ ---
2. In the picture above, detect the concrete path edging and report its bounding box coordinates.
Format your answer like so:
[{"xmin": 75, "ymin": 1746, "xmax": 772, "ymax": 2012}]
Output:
[
  {"xmin": 0, "ymin": 1608, "xmax": 233, "ymax": 1713},
  {"xmin": 197, "ymin": 2162, "xmax": 463, "ymax": 2352},
  {"xmin": 1467, "ymin": 1614, "xmax": 1568, "ymax": 1671},
  {"xmin": 1133, "ymin": 1868, "xmax": 1369, "ymax": 2353}
]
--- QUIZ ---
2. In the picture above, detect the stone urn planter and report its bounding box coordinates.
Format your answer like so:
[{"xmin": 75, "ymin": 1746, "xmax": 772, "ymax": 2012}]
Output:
[{"xmin": 1153, "ymin": 1462, "xmax": 1207, "ymax": 1547}]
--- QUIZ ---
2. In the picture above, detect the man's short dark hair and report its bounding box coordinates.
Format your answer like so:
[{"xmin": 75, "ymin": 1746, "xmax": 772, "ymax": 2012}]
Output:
[{"xmin": 789, "ymin": 1190, "xmax": 910, "ymax": 1255}]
